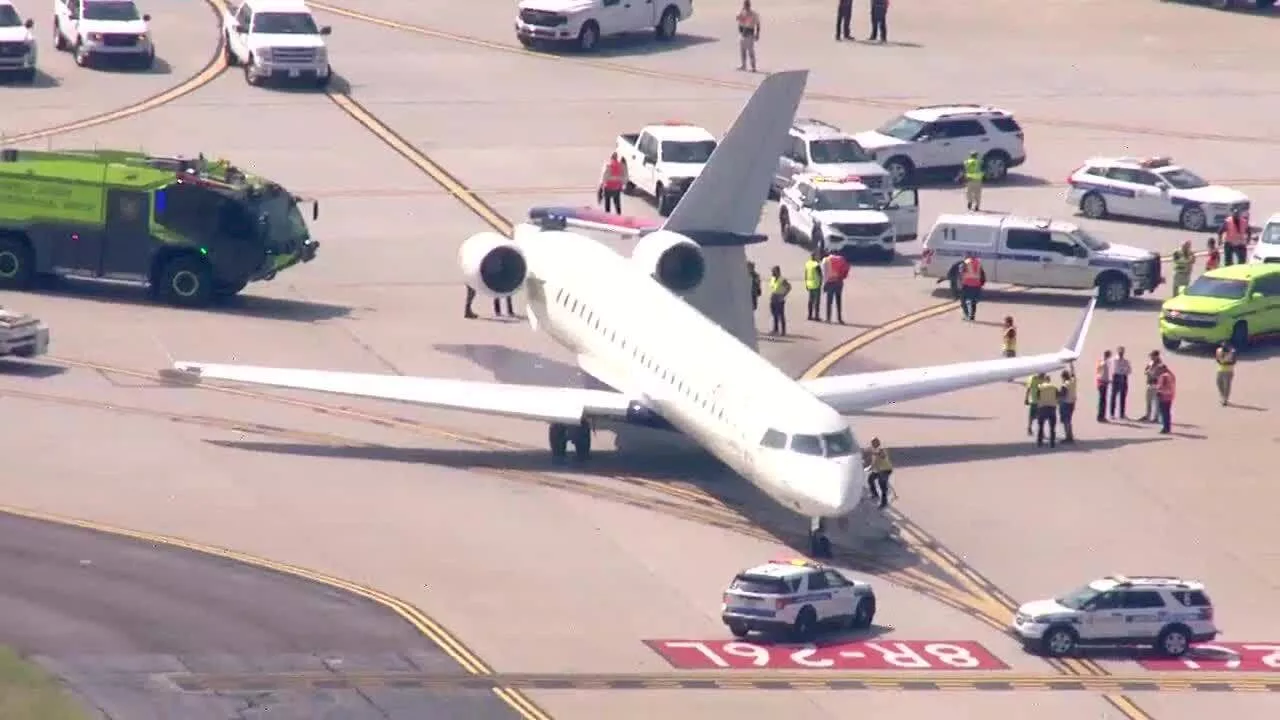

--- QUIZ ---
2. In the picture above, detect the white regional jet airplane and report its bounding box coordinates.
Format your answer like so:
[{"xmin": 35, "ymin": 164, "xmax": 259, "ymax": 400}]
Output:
[{"xmin": 166, "ymin": 71, "xmax": 1095, "ymax": 557}]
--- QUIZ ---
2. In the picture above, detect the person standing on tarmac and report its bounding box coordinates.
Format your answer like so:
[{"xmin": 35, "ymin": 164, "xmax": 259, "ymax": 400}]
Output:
[
  {"xmin": 1170, "ymin": 240, "xmax": 1195, "ymax": 296},
  {"xmin": 866, "ymin": 437, "xmax": 893, "ymax": 509},
  {"xmin": 1095, "ymin": 349, "xmax": 1112, "ymax": 422},
  {"xmin": 835, "ymin": 0, "xmax": 853, "ymax": 40},
  {"xmin": 747, "ymin": 261, "xmax": 762, "ymax": 311},
  {"xmin": 493, "ymin": 294, "xmax": 515, "ymax": 317},
  {"xmin": 959, "ymin": 151, "xmax": 984, "ymax": 211},
  {"xmin": 868, "ymin": 0, "xmax": 888, "ymax": 43},
  {"xmin": 768, "ymin": 265, "xmax": 791, "ymax": 336},
  {"xmin": 1001, "ymin": 316, "xmax": 1017, "ymax": 357},
  {"xmin": 1155, "ymin": 363, "xmax": 1177, "ymax": 434},
  {"xmin": 1141, "ymin": 350, "xmax": 1163, "ymax": 422},
  {"xmin": 1109, "ymin": 346, "xmax": 1131, "ymax": 420},
  {"xmin": 804, "ymin": 251, "xmax": 823, "ymax": 321},
  {"xmin": 1219, "ymin": 208, "xmax": 1250, "ymax": 266},
  {"xmin": 1024, "ymin": 372, "xmax": 1043, "ymax": 436},
  {"xmin": 956, "ymin": 252, "xmax": 986, "ymax": 321},
  {"xmin": 599, "ymin": 152, "xmax": 627, "ymax": 215},
  {"xmin": 1215, "ymin": 342, "xmax": 1237, "ymax": 406},
  {"xmin": 820, "ymin": 248, "xmax": 850, "ymax": 324},
  {"xmin": 1058, "ymin": 368, "xmax": 1077, "ymax": 443},
  {"xmin": 1205, "ymin": 237, "xmax": 1221, "ymax": 272},
  {"xmin": 1034, "ymin": 373, "xmax": 1060, "ymax": 448},
  {"xmin": 464, "ymin": 285, "xmax": 479, "ymax": 319},
  {"xmin": 736, "ymin": 0, "xmax": 760, "ymax": 72}
]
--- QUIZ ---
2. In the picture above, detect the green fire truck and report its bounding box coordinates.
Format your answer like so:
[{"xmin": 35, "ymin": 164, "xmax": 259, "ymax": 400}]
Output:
[{"xmin": 0, "ymin": 147, "xmax": 320, "ymax": 306}]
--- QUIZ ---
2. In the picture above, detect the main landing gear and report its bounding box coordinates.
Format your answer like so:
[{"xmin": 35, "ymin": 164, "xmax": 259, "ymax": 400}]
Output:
[
  {"xmin": 809, "ymin": 517, "xmax": 833, "ymax": 558},
  {"xmin": 549, "ymin": 421, "xmax": 592, "ymax": 461}
]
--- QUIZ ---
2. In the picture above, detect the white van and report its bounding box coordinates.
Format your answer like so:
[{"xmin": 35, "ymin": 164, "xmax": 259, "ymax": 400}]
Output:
[
  {"xmin": 1251, "ymin": 213, "xmax": 1280, "ymax": 264},
  {"xmin": 917, "ymin": 213, "xmax": 1162, "ymax": 305}
]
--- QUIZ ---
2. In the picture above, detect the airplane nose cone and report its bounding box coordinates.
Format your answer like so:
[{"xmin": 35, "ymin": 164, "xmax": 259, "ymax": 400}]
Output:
[{"xmin": 807, "ymin": 460, "xmax": 862, "ymax": 517}]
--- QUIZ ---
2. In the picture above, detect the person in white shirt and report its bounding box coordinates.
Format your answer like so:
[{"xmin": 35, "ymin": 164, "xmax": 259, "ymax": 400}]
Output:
[
  {"xmin": 1094, "ymin": 349, "xmax": 1112, "ymax": 423},
  {"xmin": 1109, "ymin": 346, "xmax": 1132, "ymax": 420}
]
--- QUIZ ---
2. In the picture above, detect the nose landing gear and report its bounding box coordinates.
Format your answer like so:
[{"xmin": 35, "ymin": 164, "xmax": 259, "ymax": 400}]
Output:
[
  {"xmin": 549, "ymin": 421, "xmax": 593, "ymax": 461},
  {"xmin": 809, "ymin": 517, "xmax": 832, "ymax": 558}
]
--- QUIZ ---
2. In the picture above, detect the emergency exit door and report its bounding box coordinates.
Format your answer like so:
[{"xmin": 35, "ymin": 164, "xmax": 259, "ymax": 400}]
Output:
[{"xmin": 100, "ymin": 189, "xmax": 155, "ymax": 280}]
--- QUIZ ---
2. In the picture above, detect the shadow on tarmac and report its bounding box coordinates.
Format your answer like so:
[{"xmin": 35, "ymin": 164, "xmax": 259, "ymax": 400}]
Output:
[
  {"xmin": 23, "ymin": 278, "xmax": 352, "ymax": 322},
  {"xmin": 889, "ymin": 436, "xmax": 1170, "ymax": 467}
]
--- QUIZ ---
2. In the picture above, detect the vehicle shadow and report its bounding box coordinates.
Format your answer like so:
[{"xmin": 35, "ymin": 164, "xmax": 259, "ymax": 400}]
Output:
[
  {"xmin": 544, "ymin": 33, "xmax": 716, "ymax": 59},
  {"xmin": 94, "ymin": 56, "xmax": 173, "ymax": 75},
  {"xmin": 927, "ymin": 287, "xmax": 1164, "ymax": 313},
  {"xmin": 905, "ymin": 172, "xmax": 1050, "ymax": 190},
  {"xmin": 1161, "ymin": 0, "xmax": 1279, "ymax": 17},
  {"xmin": 24, "ymin": 279, "xmax": 352, "ymax": 322},
  {"xmin": 1169, "ymin": 334, "xmax": 1280, "ymax": 362},
  {"xmin": 0, "ymin": 360, "xmax": 67, "ymax": 379},
  {"xmin": 0, "ymin": 70, "xmax": 59, "ymax": 88},
  {"xmin": 265, "ymin": 71, "xmax": 351, "ymax": 94},
  {"xmin": 733, "ymin": 622, "xmax": 896, "ymax": 645}
]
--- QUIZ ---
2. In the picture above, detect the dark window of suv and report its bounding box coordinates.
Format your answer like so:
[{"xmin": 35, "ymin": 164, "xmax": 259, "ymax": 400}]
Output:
[
  {"xmin": 1122, "ymin": 591, "xmax": 1166, "ymax": 609},
  {"xmin": 991, "ymin": 117, "xmax": 1022, "ymax": 133},
  {"xmin": 1171, "ymin": 590, "xmax": 1211, "ymax": 607},
  {"xmin": 730, "ymin": 575, "xmax": 790, "ymax": 594},
  {"xmin": 807, "ymin": 572, "xmax": 829, "ymax": 591},
  {"xmin": 934, "ymin": 120, "xmax": 986, "ymax": 139}
]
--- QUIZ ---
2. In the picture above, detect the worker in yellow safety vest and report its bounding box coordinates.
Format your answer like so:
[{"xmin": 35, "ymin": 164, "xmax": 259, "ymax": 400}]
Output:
[
  {"xmin": 1170, "ymin": 240, "xmax": 1194, "ymax": 296},
  {"xmin": 803, "ymin": 252, "xmax": 823, "ymax": 321},
  {"xmin": 1001, "ymin": 316, "xmax": 1017, "ymax": 358},
  {"xmin": 866, "ymin": 437, "xmax": 894, "ymax": 509},
  {"xmin": 1057, "ymin": 368, "xmax": 1077, "ymax": 443},
  {"xmin": 1215, "ymin": 342, "xmax": 1237, "ymax": 406},
  {"xmin": 1033, "ymin": 373, "xmax": 1060, "ymax": 448},
  {"xmin": 1024, "ymin": 372, "xmax": 1042, "ymax": 436},
  {"xmin": 768, "ymin": 265, "xmax": 791, "ymax": 336},
  {"xmin": 960, "ymin": 151, "xmax": 984, "ymax": 211}
]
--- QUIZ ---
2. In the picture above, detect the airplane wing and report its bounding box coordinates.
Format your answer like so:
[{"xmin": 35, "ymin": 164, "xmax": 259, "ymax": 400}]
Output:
[
  {"xmin": 527, "ymin": 206, "xmax": 661, "ymax": 238},
  {"xmin": 159, "ymin": 363, "xmax": 634, "ymax": 426},
  {"xmin": 802, "ymin": 296, "xmax": 1096, "ymax": 414}
]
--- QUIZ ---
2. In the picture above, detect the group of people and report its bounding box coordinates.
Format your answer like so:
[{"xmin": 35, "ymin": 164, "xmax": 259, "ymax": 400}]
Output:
[
  {"xmin": 734, "ymin": 0, "xmax": 893, "ymax": 73},
  {"xmin": 1169, "ymin": 208, "xmax": 1254, "ymax": 295},
  {"xmin": 747, "ymin": 248, "xmax": 851, "ymax": 336},
  {"xmin": 1094, "ymin": 348, "xmax": 1178, "ymax": 434}
]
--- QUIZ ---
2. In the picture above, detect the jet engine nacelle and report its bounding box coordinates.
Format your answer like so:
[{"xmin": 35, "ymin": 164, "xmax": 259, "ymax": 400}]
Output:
[
  {"xmin": 459, "ymin": 231, "xmax": 528, "ymax": 297},
  {"xmin": 630, "ymin": 230, "xmax": 706, "ymax": 293}
]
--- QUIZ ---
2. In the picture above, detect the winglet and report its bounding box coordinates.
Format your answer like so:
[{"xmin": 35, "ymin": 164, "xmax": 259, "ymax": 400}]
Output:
[{"xmin": 1062, "ymin": 293, "xmax": 1097, "ymax": 359}]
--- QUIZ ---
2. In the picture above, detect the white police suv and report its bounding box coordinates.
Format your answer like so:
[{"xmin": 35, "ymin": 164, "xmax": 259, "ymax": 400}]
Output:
[
  {"xmin": 779, "ymin": 174, "xmax": 920, "ymax": 260},
  {"xmin": 1067, "ymin": 156, "xmax": 1250, "ymax": 232},
  {"xmin": 1012, "ymin": 575, "xmax": 1219, "ymax": 658},
  {"xmin": 721, "ymin": 558, "xmax": 877, "ymax": 641}
]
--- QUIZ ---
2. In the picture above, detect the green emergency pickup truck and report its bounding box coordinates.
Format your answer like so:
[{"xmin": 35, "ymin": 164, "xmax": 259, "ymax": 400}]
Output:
[{"xmin": 0, "ymin": 147, "xmax": 319, "ymax": 307}]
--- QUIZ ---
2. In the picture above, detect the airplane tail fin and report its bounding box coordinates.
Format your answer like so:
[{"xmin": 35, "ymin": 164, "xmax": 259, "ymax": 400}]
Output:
[{"xmin": 662, "ymin": 70, "xmax": 809, "ymax": 242}]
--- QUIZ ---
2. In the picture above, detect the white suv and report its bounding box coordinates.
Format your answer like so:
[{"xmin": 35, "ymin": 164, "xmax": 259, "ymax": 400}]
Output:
[
  {"xmin": 721, "ymin": 558, "xmax": 877, "ymax": 641},
  {"xmin": 853, "ymin": 104, "xmax": 1027, "ymax": 187},
  {"xmin": 1253, "ymin": 213, "xmax": 1280, "ymax": 264},
  {"xmin": 222, "ymin": 0, "xmax": 332, "ymax": 88},
  {"xmin": 774, "ymin": 118, "xmax": 893, "ymax": 199},
  {"xmin": 0, "ymin": 0, "xmax": 37, "ymax": 83},
  {"xmin": 53, "ymin": 0, "xmax": 155, "ymax": 69},
  {"xmin": 1012, "ymin": 575, "xmax": 1219, "ymax": 658}
]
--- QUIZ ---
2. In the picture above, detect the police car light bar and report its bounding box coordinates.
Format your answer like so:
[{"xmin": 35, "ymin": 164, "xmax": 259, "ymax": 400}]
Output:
[
  {"xmin": 770, "ymin": 557, "xmax": 823, "ymax": 568},
  {"xmin": 527, "ymin": 206, "xmax": 660, "ymax": 238},
  {"xmin": 1139, "ymin": 156, "xmax": 1173, "ymax": 169}
]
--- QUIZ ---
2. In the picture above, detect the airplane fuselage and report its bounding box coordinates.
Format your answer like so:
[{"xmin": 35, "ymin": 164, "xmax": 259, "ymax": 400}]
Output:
[{"xmin": 514, "ymin": 224, "xmax": 863, "ymax": 518}]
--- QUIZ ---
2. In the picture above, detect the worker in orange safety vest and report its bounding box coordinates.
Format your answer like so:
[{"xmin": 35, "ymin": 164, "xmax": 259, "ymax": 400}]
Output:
[
  {"xmin": 1218, "ymin": 208, "xmax": 1250, "ymax": 266},
  {"xmin": 956, "ymin": 253, "xmax": 985, "ymax": 321},
  {"xmin": 1155, "ymin": 364, "xmax": 1176, "ymax": 435},
  {"xmin": 598, "ymin": 153, "xmax": 627, "ymax": 215}
]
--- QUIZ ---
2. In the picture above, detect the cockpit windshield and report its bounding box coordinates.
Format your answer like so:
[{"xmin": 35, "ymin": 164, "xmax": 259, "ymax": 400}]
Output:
[
  {"xmin": 790, "ymin": 434, "xmax": 824, "ymax": 456},
  {"xmin": 764, "ymin": 428, "xmax": 857, "ymax": 458}
]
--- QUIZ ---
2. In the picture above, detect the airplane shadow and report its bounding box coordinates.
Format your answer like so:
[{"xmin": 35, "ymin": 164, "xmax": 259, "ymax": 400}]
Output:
[
  {"xmin": 210, "ymin": 435, "xmax": 925, "ymax": 576},
  {"xmin": 890, "ymin": 436, "xmax": 1169, "ymax": 467}
]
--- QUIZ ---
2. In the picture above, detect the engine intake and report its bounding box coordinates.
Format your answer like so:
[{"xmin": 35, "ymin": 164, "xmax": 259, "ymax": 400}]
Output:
[
  {"xmin": 630, "ymin": 230, "xmax": 706, "ymax": 293},
  {"xmin": 459, "ymin": 231, "xmax": 528, "ymax": 296}
]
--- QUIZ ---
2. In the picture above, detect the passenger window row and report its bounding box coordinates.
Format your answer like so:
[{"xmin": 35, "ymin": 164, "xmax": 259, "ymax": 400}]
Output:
[{"xmin": 552, "ymin": 286, "xmax": 729, "ymax": 424}]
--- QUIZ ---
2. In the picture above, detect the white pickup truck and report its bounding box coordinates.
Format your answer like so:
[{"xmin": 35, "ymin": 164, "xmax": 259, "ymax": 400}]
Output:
[
  {"xmin": 615, "ymin": 123, "xmax": 717, "ymax": 216},
  {"xmin": 0, "ymin": 307, "xmax": 49, "ymax": 359},
  {"xmin": 515, "ymin": 0, "xmax": 693, "ymax": 53},
  {"xmin": 0, "ymin": 0, "xmax": 37, "ymax": 82},
  {"xmin": 221, "ymin": 0, "xmax": 332, "ymax": 88}
]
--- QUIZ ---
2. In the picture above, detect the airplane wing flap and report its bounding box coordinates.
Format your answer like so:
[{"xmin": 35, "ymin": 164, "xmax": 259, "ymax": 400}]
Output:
[{"xmin": 165, "ymin": 363, "xmax": 633, "ymax": 426}]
